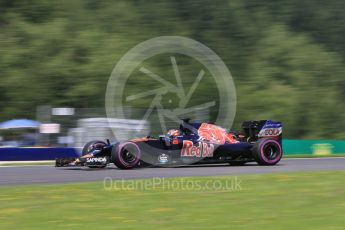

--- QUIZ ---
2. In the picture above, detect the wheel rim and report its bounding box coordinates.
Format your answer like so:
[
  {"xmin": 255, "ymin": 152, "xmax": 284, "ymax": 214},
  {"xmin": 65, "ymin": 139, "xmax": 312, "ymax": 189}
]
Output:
[
  {"xmin": 120, "ymin": 144, "xmax": 139, "ymax": 164},
  {"xmin": 263, "ymin": 144, "xmax": 279, "ymax": 160},
  {"xmin": 121, "ymin": 150, "xmax": 137, "ymax": 163}
]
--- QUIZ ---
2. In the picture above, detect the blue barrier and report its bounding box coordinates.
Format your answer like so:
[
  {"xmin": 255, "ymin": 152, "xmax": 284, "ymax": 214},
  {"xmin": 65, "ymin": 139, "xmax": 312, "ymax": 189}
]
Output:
[{"xmin": 0, "ymin": 147, "xmax": 81, "ymax": 161}]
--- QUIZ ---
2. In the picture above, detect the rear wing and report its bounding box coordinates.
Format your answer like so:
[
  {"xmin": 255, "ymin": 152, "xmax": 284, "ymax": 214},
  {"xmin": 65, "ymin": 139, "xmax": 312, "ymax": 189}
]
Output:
[{"xmin": 242, "ymin": 120, "xmax": 282, "ymax": 143}]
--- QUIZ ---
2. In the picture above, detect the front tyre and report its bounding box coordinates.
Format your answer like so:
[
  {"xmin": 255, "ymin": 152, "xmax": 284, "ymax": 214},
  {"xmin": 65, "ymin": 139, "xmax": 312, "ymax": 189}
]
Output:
[
  {"xmin": 82, "ymin": 140, "xmax": 107, "ymax": 168},
  {"xmin": 252, "ymin": 138, "xmax": 282, "ymax": 165},
  {"xmin": 112, "ymin": 142, "xmax": 141, "ymax": 169},
  {"xmin": 82, "ymin": 140, "xmax": 107, "ymax": 156}
]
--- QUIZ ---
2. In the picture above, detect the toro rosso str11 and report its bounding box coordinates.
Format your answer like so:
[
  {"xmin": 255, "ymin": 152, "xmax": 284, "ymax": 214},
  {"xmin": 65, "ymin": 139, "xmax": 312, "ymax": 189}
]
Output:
[{"xmin": 55, "ymin": 119, "xmax": 283, "ymax": 169}]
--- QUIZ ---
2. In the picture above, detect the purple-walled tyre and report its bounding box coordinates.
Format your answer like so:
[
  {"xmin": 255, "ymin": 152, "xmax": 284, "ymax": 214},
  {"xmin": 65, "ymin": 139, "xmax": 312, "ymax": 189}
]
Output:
[
  {"xmin": 82, "ymin": 140, "xmax": 107, "ymax": 168},
  {"xmin": 82, "ymin": 140, "xmax": 107, "ymax": 156},
  {"xmin": 252, "ymin": 138, "xmax": 282, "ymax": 165},
  {"xmin": 112, "ymin": 142, "xmax": 141, "ymax": 169}
]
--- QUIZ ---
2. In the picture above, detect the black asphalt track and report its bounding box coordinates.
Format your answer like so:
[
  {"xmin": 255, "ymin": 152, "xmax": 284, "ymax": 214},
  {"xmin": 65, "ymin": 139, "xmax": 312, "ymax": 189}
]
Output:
[{"xmin": 1, "ymin": 158, "xmax": 345, "ymax": 186}]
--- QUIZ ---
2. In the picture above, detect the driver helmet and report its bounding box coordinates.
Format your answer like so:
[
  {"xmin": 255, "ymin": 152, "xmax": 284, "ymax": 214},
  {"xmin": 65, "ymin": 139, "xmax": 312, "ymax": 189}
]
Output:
[{"xmin": 167, "ymin": 129, "xmax": 181, "ymax": 137}]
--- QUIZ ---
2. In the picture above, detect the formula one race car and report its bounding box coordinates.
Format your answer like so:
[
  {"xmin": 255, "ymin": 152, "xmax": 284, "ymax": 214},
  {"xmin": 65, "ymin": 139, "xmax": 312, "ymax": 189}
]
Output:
[{"xmin": 55, "ymin": 119, "xmax": 283, "ymax": 169}]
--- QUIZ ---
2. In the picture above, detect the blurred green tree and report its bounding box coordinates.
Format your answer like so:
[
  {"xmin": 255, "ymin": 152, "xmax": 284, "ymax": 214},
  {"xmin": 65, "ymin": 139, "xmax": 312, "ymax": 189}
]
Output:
[{"xmin": 0, "ymin": 0, "xmax": 344, "ymax": 139}]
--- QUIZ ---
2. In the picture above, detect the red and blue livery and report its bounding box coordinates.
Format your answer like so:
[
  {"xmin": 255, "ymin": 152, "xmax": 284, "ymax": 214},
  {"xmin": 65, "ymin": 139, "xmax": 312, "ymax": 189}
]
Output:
[{"xmin": 56, "ymin": 119, "xmax": 283, "ymax": 169}]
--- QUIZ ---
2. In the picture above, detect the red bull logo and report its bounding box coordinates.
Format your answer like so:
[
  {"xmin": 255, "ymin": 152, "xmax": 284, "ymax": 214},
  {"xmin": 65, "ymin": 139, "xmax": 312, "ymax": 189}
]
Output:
[{"xmin": 181, "ymin": 140, "xmax": 215, "ymax": 158}]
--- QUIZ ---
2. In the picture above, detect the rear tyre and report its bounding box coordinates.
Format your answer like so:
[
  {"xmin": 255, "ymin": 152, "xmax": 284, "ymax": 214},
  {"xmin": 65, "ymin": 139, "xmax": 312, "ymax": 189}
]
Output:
[
  {"xmin": 82, "ymin": 140, "xmax": 107, "ymax": 168},
  {"xmin": 112, "ymin": 142, "xmax": 141, "ymax": 169},
  {"xmin": 252, "ymin": 138, "xmax": 282, "ymax": 165}
]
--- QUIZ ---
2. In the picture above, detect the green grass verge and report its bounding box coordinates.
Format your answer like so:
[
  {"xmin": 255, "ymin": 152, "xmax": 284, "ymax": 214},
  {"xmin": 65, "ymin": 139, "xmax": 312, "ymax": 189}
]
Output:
[{"xmin": 0, "ymin": 171, "xmax": 345, "ymax": 229}]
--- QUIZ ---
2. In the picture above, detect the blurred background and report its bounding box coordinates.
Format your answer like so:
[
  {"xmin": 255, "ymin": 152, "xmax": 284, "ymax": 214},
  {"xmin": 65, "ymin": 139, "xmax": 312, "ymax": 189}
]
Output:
[{"xmin": 0, "ymin": 0, "xmax": 344, "ymax": 147}]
